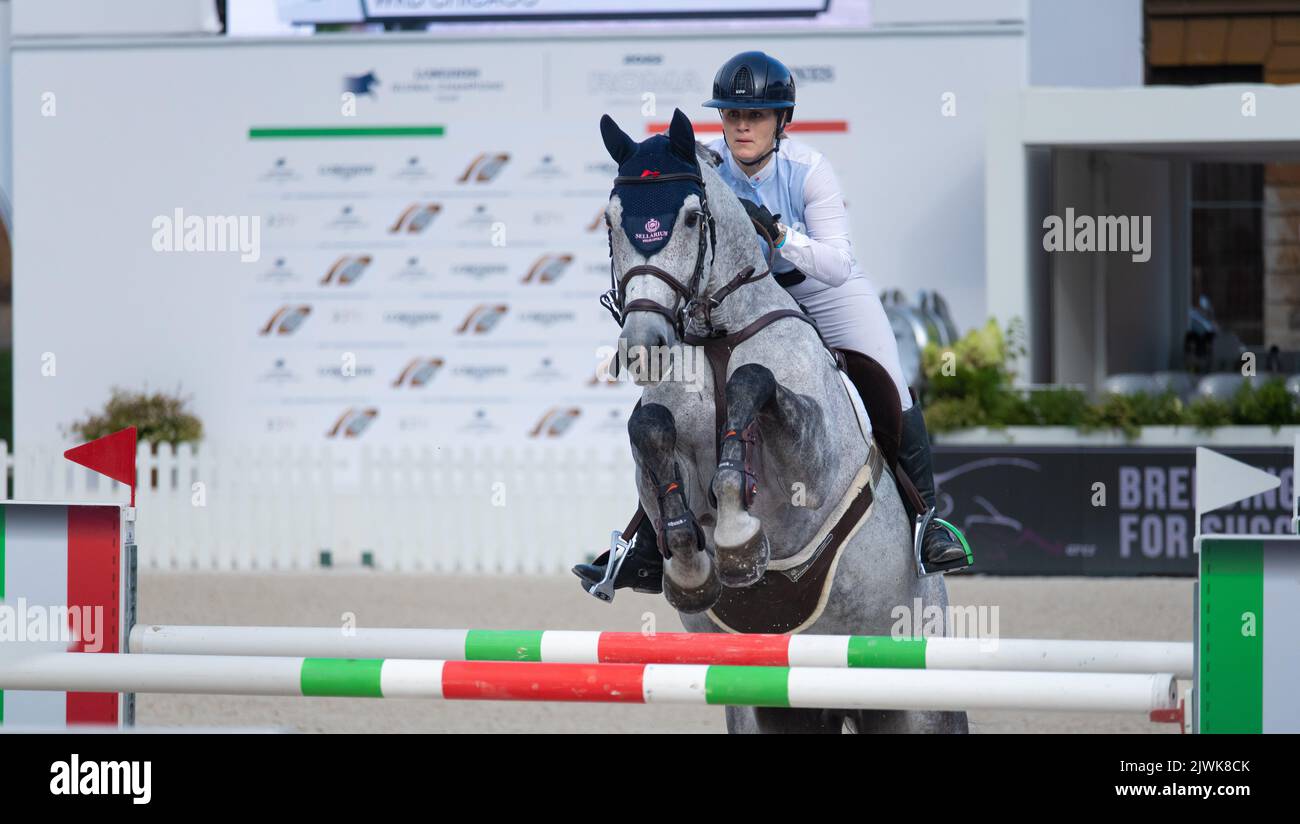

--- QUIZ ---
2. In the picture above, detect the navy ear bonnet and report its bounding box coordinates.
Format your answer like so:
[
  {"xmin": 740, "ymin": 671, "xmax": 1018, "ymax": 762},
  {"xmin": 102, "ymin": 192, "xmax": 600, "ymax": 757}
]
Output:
[{"xmin": 611, "ymin": 135, "xmax": 703, "ymax": 256}]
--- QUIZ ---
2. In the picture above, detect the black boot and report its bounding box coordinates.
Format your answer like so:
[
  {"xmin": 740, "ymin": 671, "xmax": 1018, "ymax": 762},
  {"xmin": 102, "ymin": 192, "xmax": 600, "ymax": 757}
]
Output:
[
  {"xmin": 898, "ymin": 404, "xmax": 972, "ymax": 573},
  {"xmin": 572, "ymin": 513, "xmax": 664, "ymax": 597}
]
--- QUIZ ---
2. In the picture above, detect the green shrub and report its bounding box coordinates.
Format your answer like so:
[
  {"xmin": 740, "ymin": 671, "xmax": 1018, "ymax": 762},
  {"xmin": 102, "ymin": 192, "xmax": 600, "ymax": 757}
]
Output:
[
  {"xmin": 1232, "ymin": 379, "xmax": 1298, "ymax": 428},
  {"xmin": 67, "ymin": 386, "xmax": 203, "ymax": 448},
  {"xmin": 918, "ymin": 317, "xmax": 1300, "ymax": 434},
  {"xmin": 1184, "ymin": 396, "xmax": 1233, "ymax": 431},
  {"xmin": 923, "ymin": 396, "xmax": 989, "ymax": 432},
  {"xmin": 1013, "ymin": 387, "xmax": 1089, "ymax": 427}
]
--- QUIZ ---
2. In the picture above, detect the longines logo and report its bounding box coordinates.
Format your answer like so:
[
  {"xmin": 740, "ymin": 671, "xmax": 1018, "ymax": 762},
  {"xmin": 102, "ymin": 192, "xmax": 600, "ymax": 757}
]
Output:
[
  {"xmin": 260, "ymin": 157, "xmax": 300, "ymax": 182},
  {"xmin": 517, "ymin": 310, "xmax": 575, "ymax": 328},
  {"xmin": 452, "ymin": 364, "xmax": 508, "ymax": 382},
  {"xmin": 319, "ymin": 363, "xmax": 376, "ymax": 379},
  {"xmin": 451, "ymin": 263, "xmax": 508, "ymax": 280},
  {"xmin": 460, "ymin": 408, "xmax": 500, "ymax": 433},
  {"xmin": 525, "ymin": 155, "xmax": 566, "ymax": 179},
  {"xmin": 623, "ymin": 54, "xmax": 663, "ymax": 65},
  {"xmin": 327, "ymin": 205, "xmax": 366, "ymax": 230},
  {"xmin": 321, "ymin": 255, "xmax": 372, "ymax": 286},
  {"xmin": 524, "ymin": 357, "xmax": 565, "ymax": 382},
  {"xmin": 458, "ymin": 152, "xmax": 510, "ymax": 183},
  {"xmin": 394, "ymin": 156, "xmax": 434, "ymax": 181},
  {"xmin": 319, "ymin": 163, "xmax": 375, "ymax": 181},
  {"xmin": 258, "ymin": 358, "xmax": 299, "ymax": 384},
  {"xmin": 393, "ymin": 357, "xmax": 445, "ymax": 388},
  {"xmin": 529, "ymin": 407, "xmax": 581, "ymax": 438},
  {"xmin": 521, "ymin": 254, "xmax": 573, "ymax": 284},
  {"xmin": 455, "ymin": 304, "xmax": 509, "ymax": 334},
  {"xmin": 326, "ymin": 407, "xmax": 378, "ymax": 438},
  {"xmin": 393, "ymin": 256, "xmax": 432, "ymax": 281},
  {"xmin": 459, "ymin": 204, "xmax": 498, "ymax": 228},
  {"xmin": 384, "ymin": 310, "xmax": 441, "ymax": 329},
  {"xmin": 259, "ymin": 257, "xmax": 298, "ymax": 283},
  {"xmin": 260, "ymin": 305, "xmax": 311, "ymax": 336}
]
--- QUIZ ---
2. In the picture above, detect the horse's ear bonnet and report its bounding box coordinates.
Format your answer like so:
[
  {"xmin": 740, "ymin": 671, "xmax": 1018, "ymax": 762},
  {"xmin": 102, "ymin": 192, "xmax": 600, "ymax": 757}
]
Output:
[{"xmin": 602, "ymin": 109, "xmax": 703, "ymax": 256}]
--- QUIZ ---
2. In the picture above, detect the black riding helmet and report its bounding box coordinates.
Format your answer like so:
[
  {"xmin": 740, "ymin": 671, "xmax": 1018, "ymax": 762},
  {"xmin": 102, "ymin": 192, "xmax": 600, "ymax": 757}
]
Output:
[
  {"xmin": 702, "ymin": 51, "xmax": 796, "ymax": 131},
  {"xmin": 702, "ymin": 51, "xmax": 795, "ymax": 170}
]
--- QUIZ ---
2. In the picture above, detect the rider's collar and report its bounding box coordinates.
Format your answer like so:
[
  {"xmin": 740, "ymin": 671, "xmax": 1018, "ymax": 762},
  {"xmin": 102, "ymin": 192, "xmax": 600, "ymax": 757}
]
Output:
[{"xmin": 726, "ymin": 142, "xmax": 778, "ymax": 187}]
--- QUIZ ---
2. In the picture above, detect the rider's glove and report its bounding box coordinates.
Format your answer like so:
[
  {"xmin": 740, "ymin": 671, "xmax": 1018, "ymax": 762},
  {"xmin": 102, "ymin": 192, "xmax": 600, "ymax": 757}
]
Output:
[{"xmin": 738, "ymin": 198, "xmax": 783, "ymax": 246}]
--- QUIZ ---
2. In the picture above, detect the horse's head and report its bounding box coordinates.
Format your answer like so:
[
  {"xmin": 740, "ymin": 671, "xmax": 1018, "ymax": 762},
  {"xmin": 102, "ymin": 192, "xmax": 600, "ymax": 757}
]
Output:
[{"xmin": 600, "ymin": 109, "xmax": 767, "ymax": 385}]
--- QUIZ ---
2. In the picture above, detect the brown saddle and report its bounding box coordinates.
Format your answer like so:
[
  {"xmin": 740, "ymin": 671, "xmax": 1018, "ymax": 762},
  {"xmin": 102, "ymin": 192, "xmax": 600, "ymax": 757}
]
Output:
[
  {"xmin": 831, "ymin": 348, "xmax": 927, "ymax": 512},
  {"xmin": 833, "ymin": 347, "xmax": 903, "ymax": 471}
]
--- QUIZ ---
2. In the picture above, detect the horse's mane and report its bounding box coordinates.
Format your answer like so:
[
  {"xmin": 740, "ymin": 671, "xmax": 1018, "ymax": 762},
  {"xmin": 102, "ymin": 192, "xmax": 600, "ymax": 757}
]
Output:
[{"xmin": 695, "ymin": 141, "xmax": 722, "ymax": 168}]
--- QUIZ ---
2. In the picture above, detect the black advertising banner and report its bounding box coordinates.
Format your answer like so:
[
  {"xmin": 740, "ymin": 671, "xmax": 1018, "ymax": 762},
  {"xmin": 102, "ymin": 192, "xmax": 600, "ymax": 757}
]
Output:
[{"xmin": 932, "ymin": 445, "xmax": 1294, "ymax": 576}]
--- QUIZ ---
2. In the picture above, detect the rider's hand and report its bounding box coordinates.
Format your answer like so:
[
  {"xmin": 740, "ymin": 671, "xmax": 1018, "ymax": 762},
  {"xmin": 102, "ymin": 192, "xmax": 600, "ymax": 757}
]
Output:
[{"xmin": 738, "ymin": 198, "xmax": 782, "ymax": 246}]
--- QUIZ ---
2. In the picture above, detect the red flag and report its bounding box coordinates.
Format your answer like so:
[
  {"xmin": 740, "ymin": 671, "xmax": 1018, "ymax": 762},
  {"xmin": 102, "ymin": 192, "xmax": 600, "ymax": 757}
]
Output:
[{"xmin": 64, "ymin": 426, "xmax": 137, "ymax": 506}]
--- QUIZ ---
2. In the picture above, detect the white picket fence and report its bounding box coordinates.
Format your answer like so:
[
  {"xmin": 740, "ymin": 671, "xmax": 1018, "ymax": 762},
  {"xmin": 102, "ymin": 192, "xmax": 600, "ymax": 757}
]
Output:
[{"xmin": 6, "ymin": 441, "xmax": 639, "ymax": 573}]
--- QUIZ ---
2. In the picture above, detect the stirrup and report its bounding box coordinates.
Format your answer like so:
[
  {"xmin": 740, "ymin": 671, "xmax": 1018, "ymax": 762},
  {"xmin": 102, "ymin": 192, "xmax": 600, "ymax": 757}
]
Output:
[
  {"xmin": 587, "ymin": 529, "xmax": 633, "ymax": 603},
  {"xmin": 912, "ymin": 507, "xmax": 973, "ymax": 578}
]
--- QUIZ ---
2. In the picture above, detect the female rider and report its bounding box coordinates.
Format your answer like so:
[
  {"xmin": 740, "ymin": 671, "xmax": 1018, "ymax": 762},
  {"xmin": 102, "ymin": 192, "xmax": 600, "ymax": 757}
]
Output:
[{"xmin": 575, "ymin": 51, "xmax": 969, "ymax": 597}]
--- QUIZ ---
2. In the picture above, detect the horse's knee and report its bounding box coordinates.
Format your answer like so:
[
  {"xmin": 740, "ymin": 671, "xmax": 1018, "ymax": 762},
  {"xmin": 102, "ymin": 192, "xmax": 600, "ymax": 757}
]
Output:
[
  {"xmin": 726, "ymin": 363, "xmax": 776, "ymax": 408},
  {"xmin": 628, "ymin": 402, "xmax": 676, "ymax": 454}
]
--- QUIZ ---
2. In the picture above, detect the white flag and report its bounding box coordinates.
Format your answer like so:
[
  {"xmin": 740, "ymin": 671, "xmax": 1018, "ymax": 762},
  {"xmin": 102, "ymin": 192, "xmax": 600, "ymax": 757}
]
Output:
[{"xmin": 1195, "ymin": 447, "xmax": 1281, "ymax": 516}]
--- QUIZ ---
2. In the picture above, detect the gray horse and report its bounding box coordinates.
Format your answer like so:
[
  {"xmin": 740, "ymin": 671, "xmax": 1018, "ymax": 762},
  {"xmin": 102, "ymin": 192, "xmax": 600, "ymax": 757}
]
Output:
[{"xmin": 601, "ymin": 109, "xmax": 967, "ymax": 734}]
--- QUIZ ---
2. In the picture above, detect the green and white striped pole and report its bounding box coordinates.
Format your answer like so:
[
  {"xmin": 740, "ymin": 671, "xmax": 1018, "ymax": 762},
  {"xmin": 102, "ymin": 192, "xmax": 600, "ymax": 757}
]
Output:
[
  {"xmin": 0, "ymin": 653, "xmax": 1178, "ymax": 714},
  {"xmin": 130, "ymin": 625, "xmax": 1193, "ymax": 677}
]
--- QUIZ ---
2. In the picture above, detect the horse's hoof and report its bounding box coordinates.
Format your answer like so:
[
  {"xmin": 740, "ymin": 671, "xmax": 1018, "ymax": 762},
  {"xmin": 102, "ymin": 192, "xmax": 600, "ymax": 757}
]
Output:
[
  {"xmin": 714, "ymin": 527, "xmax": 769, "ymax": 588},
  {"xmin": 663, "ymin": 565, "xmax": 721, "ymax": 613}
]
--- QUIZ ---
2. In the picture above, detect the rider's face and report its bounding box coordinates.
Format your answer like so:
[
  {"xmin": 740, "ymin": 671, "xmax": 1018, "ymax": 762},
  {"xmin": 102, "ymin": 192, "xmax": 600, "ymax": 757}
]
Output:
[{"xmin": 720, "ymin": 108, "xmax": 780, "ymax": 164}]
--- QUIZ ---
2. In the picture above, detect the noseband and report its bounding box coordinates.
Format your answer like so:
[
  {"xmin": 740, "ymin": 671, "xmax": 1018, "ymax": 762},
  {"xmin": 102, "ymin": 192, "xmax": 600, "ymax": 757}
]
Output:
[{"xmin": 600, "ymin": 171, "xmax": 775, "ymax": 338}]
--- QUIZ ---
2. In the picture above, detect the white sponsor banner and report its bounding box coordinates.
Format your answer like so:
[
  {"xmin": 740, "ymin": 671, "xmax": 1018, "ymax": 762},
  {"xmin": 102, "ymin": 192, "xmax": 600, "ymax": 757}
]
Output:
[{"xmin": 12, "ymin": 30, "xmax": 1020, "ymax": 450}]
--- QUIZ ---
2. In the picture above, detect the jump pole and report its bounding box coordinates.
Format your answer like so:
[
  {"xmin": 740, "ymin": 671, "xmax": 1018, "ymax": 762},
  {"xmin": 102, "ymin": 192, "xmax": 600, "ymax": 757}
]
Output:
[
  {"xmin": 0, "ymin": 654, "xmax": 1178, "ymax": 714},
  {"xmin": 129, "ymin": 625, "xmax": 1194, "ymax": 678}
]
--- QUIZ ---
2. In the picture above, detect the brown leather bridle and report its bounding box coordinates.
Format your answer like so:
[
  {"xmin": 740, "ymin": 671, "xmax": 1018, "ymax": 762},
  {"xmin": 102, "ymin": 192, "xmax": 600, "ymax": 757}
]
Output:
[{"xmin": 600, "ymin": 171, "xmax": 776, "ymax": 338}]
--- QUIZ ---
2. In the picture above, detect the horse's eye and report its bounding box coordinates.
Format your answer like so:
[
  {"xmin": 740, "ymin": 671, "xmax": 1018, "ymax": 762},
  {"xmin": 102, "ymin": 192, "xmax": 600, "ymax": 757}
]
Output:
[{"xmin": 685, "ymin": 212, "xmax": 699, "ymax": 228}]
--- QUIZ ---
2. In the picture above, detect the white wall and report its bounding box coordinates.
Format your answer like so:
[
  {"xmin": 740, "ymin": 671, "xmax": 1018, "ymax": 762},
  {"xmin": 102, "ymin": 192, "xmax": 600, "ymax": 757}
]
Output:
[{"xmin": 1027, "ymin": 0, "xmax": 1142, "ymax": 87}]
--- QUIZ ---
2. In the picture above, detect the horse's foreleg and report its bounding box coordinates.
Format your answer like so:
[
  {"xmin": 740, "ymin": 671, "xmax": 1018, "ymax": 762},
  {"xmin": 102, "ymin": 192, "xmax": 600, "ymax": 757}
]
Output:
[
  {"xmin": 629, "ymin": 402, "xmax": 719, "ymax": 613},
  {"xmin": 711, "ymin": 363, "xmax": 828, "ymax": 587}
]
